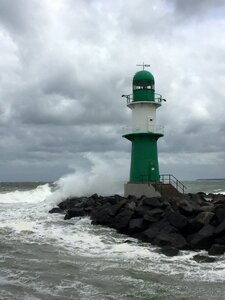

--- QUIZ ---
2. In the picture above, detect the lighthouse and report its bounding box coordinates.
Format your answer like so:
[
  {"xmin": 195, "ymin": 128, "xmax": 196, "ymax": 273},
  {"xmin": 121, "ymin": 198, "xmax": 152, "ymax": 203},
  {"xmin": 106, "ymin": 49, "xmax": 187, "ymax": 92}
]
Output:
[{"xmin": 122, "ymin": 64, "xmax": 166, "ymax": 197}]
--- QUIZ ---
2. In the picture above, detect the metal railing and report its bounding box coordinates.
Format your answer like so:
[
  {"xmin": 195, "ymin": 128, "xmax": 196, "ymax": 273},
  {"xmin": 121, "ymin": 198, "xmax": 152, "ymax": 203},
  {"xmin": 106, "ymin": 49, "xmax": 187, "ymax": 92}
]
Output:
[
  {"xmin": 160, "ymin": 174, "xmax": 187, "ymax": 194},
  {"xmin": 122, "ymin": 93, "xmax": 165, "ymax": 105}
]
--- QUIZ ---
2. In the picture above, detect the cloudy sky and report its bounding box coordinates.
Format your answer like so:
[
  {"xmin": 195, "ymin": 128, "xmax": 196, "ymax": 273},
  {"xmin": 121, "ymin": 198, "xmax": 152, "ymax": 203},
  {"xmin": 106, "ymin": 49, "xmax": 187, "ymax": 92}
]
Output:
[{"xmin": 0, "ymin": 0, "xmax": 225, "ymax": 182}]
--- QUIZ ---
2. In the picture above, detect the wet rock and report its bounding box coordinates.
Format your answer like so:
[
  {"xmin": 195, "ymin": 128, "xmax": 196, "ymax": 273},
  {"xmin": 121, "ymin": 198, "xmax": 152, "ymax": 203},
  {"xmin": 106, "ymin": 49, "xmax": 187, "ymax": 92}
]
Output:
[
  {"xmin": 107, "ymin": 201, "xmax": 127, "ymax": 217},
  {"xmin": 143, "ymin": 208, "xmax": 164, "ymax": 223},
  {"xmin": 134, "ymin": 219, "xmax": 169, "ymax": 242},
  {"xmin": 90, "ymin": 203, "xmax": 114, "ymax": 225},
  {"xmin": 160, "ymin": 246, "xmax": 179, "ymax": 257},
  {"xmin": 167, "ymin": 211, "xmax": 188, "ymax": 229},
  {"xmin": 187, "ymin": 224, "xmax": 215, "ymax": 250},
  {"xmin": 215, "ymin": 236, "xmax": 225, "ymax": 245},
  {"xmin": 127, "ymin": 201, "xmax": 136, "ymax": 211},
  {"xmin": 180, "ymin": 198, "xmax": 202, "ymax": 215},
  {"xmin": 214, "ymin": 205, "xmax": 225, "ymax": 224},
  {"xmin": 154, "ymin": 232, "xmax": 187, "ymax": 249},
  {"xmin": 52, "ymin": 192, "xmax": 225, "ymax": 254},
  {"xmin": 142, "ymin": 197, "xmax": 162, "ymax": 208},
  {"xmin": 193, "ymin": 212, "xmax": 215, "ymax": 228},
  {"xmin": 58, "ymin": 197, "xmax": 80, "ymax": 210},
  {"xmin": 199, "ymin": 205, "xmax": 214, "ymax": 212},
  {"xmin": 127, "ymin": 194, "xmax": 137, "ymax": 200},
  {"xmin": 64, "ymin": 207, "xmax": 86, "ymax": 220},
  {"xmin": 91, "ymin": 193, "xmax": 99, "ymax": 199},
  {"xmin": 111, "ymin": 207, "xmax": 134, "ymax": 231},
  {"xmin": 214, "ymin": 219, "xmax": 225, "ymax": 236},
  {"xmin": 193, "ymin": 254, "xmax": 216, "ymax": 263},
  {"xmin": 128, "ymin": 218, "xmax": 145, "ymax": 234},
  {"xmin": 135, "ymin": 205, "xmax": 151, "ymax": 218},
  {"xmin": 178, "ymin": 199, "xmax": 195, "ymax": 216},
  {"xmin": 122, "ymin": 239, "xmax": 135, "ymax": 244},
  {"xmin": 212, "ymin": 194, "xmax": 225, "ymax": 205},
  {"xmin": 208, "ymin": 244, "xmax": 225, "ymax": 256},
  {"xmin": 49, "ymin": 207, "xmax": 65, "ymax": 214}
]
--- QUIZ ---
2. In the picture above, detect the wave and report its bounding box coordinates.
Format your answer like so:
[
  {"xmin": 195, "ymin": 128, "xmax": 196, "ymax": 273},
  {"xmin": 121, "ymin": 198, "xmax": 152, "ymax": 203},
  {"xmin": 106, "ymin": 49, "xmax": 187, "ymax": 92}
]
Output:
[
  {"xmin": 0, "ymin": 183, "xmax": 52, "ymax": 204},
  {"xmin": 1, "ymin": 181, "xmax": 225, "ymax": 284}
]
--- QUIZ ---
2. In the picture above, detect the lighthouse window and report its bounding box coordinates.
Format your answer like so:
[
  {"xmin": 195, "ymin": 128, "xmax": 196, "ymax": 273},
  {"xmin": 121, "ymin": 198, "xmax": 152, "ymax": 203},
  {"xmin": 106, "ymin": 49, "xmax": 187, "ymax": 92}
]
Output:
[{"xmin": 134, "ymin": 84, "xmax": 153, "ymax": 90}]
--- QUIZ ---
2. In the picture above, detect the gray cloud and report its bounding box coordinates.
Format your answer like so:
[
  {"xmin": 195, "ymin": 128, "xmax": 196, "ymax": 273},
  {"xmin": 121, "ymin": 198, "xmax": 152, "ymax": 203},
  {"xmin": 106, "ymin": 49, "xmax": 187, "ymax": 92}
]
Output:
[
  {"xmin": 170, "ymin": 0, "xmax": 225, "ymax": 15},
  {"xmin": 0, "ymin": 0, "xmax": 225, "ymax": 181}
]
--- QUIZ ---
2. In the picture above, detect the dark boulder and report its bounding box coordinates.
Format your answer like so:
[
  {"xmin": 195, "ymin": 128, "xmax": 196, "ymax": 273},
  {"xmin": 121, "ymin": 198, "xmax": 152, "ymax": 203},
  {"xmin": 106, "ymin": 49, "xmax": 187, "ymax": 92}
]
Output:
[
  {"xmin": 214, "ymin": 205, "xmax": 225, "ymax": 224},
  {"xmin": 215, "ymin": 236, "xmax": 225, "ymax": 245},
  {"xmin": 143, "ymin": 208, "xmax": 165, "ymax": 223},
  {"xmin": 58, "ymin": 196, "xmax": 90, "ymax": 210},
  {"xmin": 90, "ymin": 193, "xmax": 99, "ymax": 199},
  {"xmin": 127, "ymin": 195, "xmax": 137, "ymax": 201},
  {"xmin": 212, "ymin": 194, "xmax": 225, "ymax": 205},
  {"xmin": 160, "ymin": 246, "xmax": 179, "ymax": 257},
  {"xmin": 64, "ymin": 207, "xmax": 86, "ymax": 220},
  {"xmin": 104, "ymin": 195, "xmax": 125, "ymax": 205},
  {"xmin": 199, "ymin": 205, "xmax": 214, "ymax": 212},
  {"xmin": 128, "ymin": 218, "xmax": 146, "ymax": 234},
  {"xmin": 167, "ymin": 197, "xmax": 179, "ymax": 211},
  {"xmin": 49, "ymin": 207, "xmax": 65, "ymax": 214},
  {"xmin": 192, "ymin": 212, "xmax": 215, "ymax": 229},
  {"xmin": 214, "ymin": 219, "xmax": 225, "ymax": 236},
  {"xmin": 142, "ymin": 197, "xmax": 162, "ymax": 208},
  {"xmin": 90, "ymin": 203, "xmax": 114, "ymax": 225},
  {"xmin": 111, "ymin": 207, "xmax": 134, "ymax": 231},
  {"xmin": 107, "ymin": 201, "xmax": 127, "ymax": 217},
  {"xmin": 208, "ymin": 244, "xmax": 225, "ymax": 256},
  {"xmin": 134, "ymin": 219, "xmax": 169, "ymax": 243},
  {"xmin": 134, "ymin": 205, "xmax": 151, "ymax": 218},
  {"xmin": 189, "ymin": 193, "xmax": 207, "ymax": 205},
  {"xmin": 178, "ymin": 199, "xmax": 200, "ymax": 216},
  {"xmin": 193, "ymin": 254, "xmax": 216, "ymax": 263},
  {"xmin": 58, "ymin": 197, "xmax": 80, "ymax": 210},
  {"xmin": 127, "ymin": 201, "xmax": 136, "ymax": 211},
  {"xmin": 167, "ymin": 211, "xmax": 188, "ymax": 229},
  {"xmin": 154, "ymin": 231, "xmax": 187, "ymax": 249},
  {"xmin": 187, "ymin": 224, "xmax": 215, "ymax": 250}
]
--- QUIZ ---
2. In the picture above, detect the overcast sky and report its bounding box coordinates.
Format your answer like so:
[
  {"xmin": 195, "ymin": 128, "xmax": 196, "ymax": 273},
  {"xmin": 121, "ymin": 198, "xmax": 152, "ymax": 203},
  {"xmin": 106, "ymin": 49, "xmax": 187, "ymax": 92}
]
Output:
[{"xmin": 0, "ymin": 0, "xmax": 225, "ymax": 182}]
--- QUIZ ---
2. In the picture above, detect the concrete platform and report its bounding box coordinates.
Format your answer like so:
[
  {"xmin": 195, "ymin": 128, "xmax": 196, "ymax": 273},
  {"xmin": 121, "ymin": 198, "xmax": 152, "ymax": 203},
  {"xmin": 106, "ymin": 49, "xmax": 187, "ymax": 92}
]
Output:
[{"xmin": 124, "ymin": 182, "xmax": 161, "ymax": 198}]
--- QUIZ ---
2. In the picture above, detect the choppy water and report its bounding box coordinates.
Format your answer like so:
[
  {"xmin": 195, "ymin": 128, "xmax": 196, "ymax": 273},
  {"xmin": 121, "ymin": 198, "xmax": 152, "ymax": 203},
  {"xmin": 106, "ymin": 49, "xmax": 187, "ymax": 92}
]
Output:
[{"xmin": 1, "ymin": 181, "xmax": 225, "ymax": 299}]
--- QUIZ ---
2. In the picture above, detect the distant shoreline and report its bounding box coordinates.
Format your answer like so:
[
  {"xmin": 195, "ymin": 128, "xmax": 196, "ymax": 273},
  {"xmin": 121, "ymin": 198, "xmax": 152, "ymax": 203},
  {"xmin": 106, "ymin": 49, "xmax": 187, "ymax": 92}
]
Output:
[{"xmin": 196, "ymin": 179, "xmax": 225, "ymax": 181}]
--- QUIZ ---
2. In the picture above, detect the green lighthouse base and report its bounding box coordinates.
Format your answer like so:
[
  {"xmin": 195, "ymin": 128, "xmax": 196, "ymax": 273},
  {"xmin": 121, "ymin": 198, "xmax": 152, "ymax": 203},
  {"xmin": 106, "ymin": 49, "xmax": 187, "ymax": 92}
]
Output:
[{"xmin": 124, "ymin": 182, "xmax": 161, "ymax": 198}]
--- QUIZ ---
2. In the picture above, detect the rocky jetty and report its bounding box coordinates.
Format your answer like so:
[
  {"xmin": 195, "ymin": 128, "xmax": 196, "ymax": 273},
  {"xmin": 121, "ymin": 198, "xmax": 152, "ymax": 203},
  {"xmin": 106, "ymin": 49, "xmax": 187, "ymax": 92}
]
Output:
[{"xmin": 49, "ymin": 192, "xmax": 225, "ymax": 256}]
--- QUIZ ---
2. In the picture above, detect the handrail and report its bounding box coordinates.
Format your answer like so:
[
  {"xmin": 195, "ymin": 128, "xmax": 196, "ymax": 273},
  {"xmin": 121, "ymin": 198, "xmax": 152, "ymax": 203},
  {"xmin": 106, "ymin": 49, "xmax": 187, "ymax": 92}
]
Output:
[
  {"xmin": 122, "ymin": 94, "xmax": 165, "ymax": 105},
  {"xmin": 131, "ymin": 174, "xmax": 186, "ymax": 194},
  {"xmin": 160, "ymin": 174, "xmax": 187, "ymax": 194},
  {"xmin": 131, "ymin": 174, "xmax": 187, "ymax": 194}
]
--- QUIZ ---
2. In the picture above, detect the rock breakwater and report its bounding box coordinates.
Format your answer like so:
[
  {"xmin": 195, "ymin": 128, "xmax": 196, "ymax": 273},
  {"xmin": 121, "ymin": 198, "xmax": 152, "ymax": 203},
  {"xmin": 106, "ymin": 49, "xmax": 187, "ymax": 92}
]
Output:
[{"xmin": 49, "ymin": 192, "xmax": 225, "ymax": 256}]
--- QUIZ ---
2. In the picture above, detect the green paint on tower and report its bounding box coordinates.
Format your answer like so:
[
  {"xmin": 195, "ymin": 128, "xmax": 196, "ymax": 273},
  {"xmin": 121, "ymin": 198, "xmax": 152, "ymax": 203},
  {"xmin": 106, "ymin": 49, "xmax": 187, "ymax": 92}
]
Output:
[{"xmin": 124, "ymin": 132, "xmax": 163, "ymax": 182}]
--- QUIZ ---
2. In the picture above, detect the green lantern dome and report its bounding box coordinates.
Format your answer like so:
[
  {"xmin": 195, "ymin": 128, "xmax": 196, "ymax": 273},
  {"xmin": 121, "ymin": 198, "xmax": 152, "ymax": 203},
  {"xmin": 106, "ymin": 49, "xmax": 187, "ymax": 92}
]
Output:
[
  {"xmin": 133, "ymin": 70, "xmax": 155, "ymax": 86},
  {"xmin": 133, "ymin": 70, "xmax": 155, "ymax": 102}
]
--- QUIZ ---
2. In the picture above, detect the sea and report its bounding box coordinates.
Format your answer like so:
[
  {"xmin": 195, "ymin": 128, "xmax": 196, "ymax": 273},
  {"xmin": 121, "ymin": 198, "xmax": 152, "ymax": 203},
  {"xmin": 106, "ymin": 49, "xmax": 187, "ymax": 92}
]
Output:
[{"xmin": 1, "ymin": 180, "xmax": 225, "ymax": 300}]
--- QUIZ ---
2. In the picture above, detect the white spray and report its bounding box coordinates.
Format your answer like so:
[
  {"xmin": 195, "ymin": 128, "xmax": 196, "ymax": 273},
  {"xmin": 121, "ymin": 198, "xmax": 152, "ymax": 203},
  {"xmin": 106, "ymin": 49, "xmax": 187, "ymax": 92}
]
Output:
[{"xmin": 48, "ymin": 152, "xmax": 129, "ymax": 203}]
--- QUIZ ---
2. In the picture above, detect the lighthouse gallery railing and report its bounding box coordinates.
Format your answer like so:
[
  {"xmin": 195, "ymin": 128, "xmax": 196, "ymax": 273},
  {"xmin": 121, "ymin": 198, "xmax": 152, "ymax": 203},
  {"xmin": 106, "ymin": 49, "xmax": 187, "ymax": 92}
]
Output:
[{"xmin": 123, "ymin": 93, "xmax": 165, "ymax": 105}]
